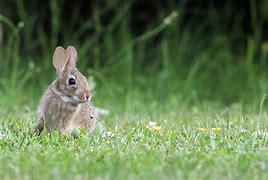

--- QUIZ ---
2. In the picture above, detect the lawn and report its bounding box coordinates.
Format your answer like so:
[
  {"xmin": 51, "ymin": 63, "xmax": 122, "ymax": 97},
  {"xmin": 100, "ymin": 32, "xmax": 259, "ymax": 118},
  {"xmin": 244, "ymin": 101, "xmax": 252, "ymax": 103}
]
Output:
[
  {"xmin": 1, "ymin": 1, "xmax": 268, "ymax": 179},
  {"xmin": 1, "ymin": 103, "xmax": 268, "ymax": 179}
]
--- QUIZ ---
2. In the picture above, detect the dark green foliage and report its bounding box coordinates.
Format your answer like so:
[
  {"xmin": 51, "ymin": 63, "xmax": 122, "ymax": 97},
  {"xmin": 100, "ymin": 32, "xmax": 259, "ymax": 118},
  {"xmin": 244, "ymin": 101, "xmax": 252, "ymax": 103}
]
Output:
[{"xmin": 0, "ymin": 1, "xmax": 268, "ymax": 111}]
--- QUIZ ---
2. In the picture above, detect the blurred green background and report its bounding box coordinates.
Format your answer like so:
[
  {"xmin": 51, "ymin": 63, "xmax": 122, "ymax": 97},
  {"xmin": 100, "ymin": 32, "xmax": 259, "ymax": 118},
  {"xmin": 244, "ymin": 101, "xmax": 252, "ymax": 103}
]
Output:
[{"xmin": 1, "ymin": 0, "xmax": 268, "ymax": 113}]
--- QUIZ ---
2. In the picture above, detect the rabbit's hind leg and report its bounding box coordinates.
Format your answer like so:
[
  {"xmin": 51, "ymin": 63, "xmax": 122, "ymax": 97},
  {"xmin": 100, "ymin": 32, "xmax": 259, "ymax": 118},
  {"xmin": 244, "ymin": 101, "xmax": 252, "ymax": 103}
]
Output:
[{"xmin": 34, "ymin": 118, "xmax": 44, "ymax": 135}]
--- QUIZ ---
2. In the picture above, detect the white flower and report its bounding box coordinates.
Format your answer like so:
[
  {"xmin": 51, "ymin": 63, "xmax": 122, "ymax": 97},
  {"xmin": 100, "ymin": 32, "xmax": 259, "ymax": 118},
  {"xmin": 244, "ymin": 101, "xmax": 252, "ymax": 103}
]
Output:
[
  {"xmin": 148, "ymin": 121, "xmax": 157, "ymax": 126},
  {"xmin": 102, "ymin": 131, "xmax": 115, "ymax": 138},
  {"xmin": 147, "ymin": 121, "xmax": 162, "ymax": 131},
  {"xmin": 0, "ymin": 131, "xmax": 8, "ymax": 140},
  {"xmin": 106, "ymin": 131, "xmax": 115, "ymax": 138}
]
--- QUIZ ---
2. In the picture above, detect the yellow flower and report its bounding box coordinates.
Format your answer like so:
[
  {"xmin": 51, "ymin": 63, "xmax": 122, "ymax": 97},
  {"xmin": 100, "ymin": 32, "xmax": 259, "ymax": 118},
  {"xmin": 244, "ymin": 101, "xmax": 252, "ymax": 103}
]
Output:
[
  {"xmin": 151, "ymin": 126, "xmax": 162, "ymax": 131},
  {"xmin": 211, "ymin": 128, "xmax": 221, "ymax": 132},
  {"xmin": 147, "ymin": 121, "xmax": 162, "ymax": 131},
  {"xmin": 198, "ymin": 128, "xmax": 207, "ymax": 132}
]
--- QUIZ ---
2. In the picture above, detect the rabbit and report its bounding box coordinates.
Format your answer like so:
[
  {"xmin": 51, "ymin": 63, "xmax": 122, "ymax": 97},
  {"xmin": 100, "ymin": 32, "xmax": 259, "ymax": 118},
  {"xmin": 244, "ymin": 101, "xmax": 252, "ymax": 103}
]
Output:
[{"xmin": 35, "ymin": 46, "xmax": 97, "ymax": 135}]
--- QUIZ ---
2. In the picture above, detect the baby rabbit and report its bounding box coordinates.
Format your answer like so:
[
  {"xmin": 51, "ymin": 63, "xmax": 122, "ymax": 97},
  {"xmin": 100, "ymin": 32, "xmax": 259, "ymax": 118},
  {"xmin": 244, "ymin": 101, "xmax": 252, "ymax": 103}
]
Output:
[{"xmin": 35, "ymin": 46, "xmax": 97, "ymax": 135}]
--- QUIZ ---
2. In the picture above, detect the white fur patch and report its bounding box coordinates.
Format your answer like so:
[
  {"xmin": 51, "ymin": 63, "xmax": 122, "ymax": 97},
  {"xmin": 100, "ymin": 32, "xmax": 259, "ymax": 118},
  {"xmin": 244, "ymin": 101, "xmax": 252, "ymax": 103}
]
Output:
[
  {"xmin": 61, "ymin": 96, "xmax": 76, "ymax": 103},
  {"xmin": 52, "ymin": 88, "xmax": 79, "ymax": 104}
]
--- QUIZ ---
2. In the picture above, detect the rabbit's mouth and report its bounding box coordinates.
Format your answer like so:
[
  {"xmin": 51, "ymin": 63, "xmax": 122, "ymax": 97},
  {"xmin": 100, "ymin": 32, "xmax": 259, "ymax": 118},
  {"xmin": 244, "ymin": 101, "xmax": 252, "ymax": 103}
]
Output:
[
  {"xmin": 77, "ymin": 99, "xmax": 88, "ymax": 103},
  {"xmin": 70, "ymin": 95, "xmax": 90, "ymax": 104},
  {"xmin": 51, "ymin": 86, "xmax": 88, "ymax": 105}
]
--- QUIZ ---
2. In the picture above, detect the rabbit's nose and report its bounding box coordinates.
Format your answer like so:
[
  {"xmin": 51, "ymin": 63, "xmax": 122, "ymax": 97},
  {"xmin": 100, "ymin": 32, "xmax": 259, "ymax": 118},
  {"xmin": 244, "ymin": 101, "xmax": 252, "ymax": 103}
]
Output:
[{"xmin": 84, "ymin": 93, "xmax": 91, "ymax": 101}]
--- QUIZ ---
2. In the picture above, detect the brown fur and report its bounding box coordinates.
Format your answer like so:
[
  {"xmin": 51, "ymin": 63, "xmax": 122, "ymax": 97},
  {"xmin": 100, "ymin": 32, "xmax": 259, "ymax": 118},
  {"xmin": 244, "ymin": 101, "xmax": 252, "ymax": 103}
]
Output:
[{"xmin": 35, "ymin": 46, "xmax": 97, "ymax": 135}]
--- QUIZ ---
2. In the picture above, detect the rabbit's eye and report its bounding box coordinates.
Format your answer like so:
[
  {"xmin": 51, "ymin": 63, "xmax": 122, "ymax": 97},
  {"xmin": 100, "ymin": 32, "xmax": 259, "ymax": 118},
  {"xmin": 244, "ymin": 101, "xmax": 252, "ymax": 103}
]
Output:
[{"xmin": 68, "ymin": 78, "xmax": 76, "ymax": 85}]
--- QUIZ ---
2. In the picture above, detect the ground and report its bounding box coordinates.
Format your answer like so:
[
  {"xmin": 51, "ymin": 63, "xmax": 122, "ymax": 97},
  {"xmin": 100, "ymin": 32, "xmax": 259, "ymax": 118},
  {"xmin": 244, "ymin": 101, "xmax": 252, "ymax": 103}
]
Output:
[{"xmin": 1, "ymin": 104, "xmax": 268, "ymax": 179}]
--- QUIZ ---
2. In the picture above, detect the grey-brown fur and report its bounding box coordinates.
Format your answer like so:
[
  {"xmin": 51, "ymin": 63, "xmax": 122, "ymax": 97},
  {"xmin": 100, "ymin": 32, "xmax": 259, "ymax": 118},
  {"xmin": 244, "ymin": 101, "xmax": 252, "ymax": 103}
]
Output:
[{"xmin": 35, "ymin": 46, "xmax": 97, "ymax": 135}]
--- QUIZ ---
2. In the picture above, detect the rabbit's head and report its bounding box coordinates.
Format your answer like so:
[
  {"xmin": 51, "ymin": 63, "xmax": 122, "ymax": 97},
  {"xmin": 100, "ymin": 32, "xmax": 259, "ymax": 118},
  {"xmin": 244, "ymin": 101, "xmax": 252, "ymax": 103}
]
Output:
[{"xmin": 52, "ymin": 46, "xmax": 91, "ymax": 105}]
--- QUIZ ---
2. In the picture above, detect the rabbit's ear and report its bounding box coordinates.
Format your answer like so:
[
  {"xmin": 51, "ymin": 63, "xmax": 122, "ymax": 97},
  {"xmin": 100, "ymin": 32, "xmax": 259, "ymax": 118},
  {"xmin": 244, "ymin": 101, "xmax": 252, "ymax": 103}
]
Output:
[
  {"xmin": 66, "ymin": 46, "xmax": 77, "ymax": 68},
  {"xmin": 53, "ymin": 46, "xmax": 67, "ymax": 73}
]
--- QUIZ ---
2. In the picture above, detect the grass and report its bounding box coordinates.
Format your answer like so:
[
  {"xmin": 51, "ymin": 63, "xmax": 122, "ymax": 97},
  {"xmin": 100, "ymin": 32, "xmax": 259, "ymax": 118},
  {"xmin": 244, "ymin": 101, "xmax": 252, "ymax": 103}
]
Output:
[
  {"xmin": 1, "ymin": 0, "xmax": 268, "ymax": 179},
  {"xmin": 1, "ymin": 104, "xmax": 268, "ymax": 179}
]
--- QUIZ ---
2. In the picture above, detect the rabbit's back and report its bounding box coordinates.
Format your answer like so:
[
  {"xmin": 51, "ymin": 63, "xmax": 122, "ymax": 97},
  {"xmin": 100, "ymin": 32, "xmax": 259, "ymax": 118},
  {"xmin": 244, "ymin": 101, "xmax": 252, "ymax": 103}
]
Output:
[{"xmin": 76, "ymin": 102, "xmax": 97, "ymax": 133}]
